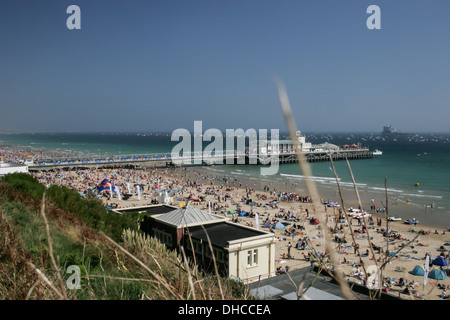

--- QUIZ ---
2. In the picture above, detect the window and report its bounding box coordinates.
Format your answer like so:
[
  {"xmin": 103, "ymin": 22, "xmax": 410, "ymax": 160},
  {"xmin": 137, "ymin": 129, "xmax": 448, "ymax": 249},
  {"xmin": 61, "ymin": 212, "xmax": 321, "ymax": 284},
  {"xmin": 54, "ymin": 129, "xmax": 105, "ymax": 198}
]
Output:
[
  {"xmin": 217, "ymin": 250, "xmax": 224, "ymax": 262},
  {"xmin": 187, "ymin": 239, "xmax": 201, "ymax": 254},
  {"xmin": 152, "ymin": 228, "xmax": 172, "ymax": 247},
  {"xmin": 253, "ymin": 249, "xmax": 258, "ymax": 265},
  {"xmin": 247, "ymin": 249, "xmax": 258, "ymax": 267}
]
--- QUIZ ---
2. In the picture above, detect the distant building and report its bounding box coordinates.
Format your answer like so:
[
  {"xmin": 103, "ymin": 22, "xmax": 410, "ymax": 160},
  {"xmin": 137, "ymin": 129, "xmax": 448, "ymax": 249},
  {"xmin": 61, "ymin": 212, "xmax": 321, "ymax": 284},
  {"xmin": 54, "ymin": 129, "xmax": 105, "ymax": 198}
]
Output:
[
  {"xmin": 141, "ymin": 205, "xmax": 276, "ymax": 282},
  {"xmin": 254, "ymin": 131, "xmax": 312, "ymax": 155},
  {"xmin": 254, "ymin": 131, "xmax": 346, "ymax": 155},
  {"xmin": 382, "ymin": 125, "xmax": 416, "ymax": 139},
  {"xmin": 382, "ymin": 125, "xmax": 397, "ymax": 135}
]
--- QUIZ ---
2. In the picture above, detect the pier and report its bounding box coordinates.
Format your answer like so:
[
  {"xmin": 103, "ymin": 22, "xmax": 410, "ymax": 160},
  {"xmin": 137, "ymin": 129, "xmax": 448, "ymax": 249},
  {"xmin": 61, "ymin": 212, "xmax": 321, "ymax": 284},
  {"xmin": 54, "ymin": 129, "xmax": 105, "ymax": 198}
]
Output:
[
  {"xmin": 19, "ymin": 130, "xmax": 375, "ymax": 171},
  {"xmin": 27, "ymin": 148, "xmax": 373, "ymax": 171}
]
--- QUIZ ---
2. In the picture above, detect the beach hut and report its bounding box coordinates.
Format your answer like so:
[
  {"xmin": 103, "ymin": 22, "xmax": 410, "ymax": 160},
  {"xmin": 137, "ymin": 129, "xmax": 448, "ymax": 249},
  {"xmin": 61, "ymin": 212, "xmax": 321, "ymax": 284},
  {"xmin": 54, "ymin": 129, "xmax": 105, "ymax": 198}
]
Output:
[
  {"xmin": 410, "ymin": 265, "xmax": 425, "ymax": 276},
  {"xmin": 273, "ymin": 221, "xmax": 286, "ymax": 230},
  {"xmin": 429, "ymin": 269, "xmax": 447, "ymax": 280}
]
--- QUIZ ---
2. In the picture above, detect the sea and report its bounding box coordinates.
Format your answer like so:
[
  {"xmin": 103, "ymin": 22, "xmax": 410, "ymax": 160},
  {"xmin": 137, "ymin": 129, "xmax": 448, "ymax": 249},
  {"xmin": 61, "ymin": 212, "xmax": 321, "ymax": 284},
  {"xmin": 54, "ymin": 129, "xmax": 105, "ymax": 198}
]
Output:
[{"xmin": 1, "ymin": 131, "xmax": 449, "ymax": 229}]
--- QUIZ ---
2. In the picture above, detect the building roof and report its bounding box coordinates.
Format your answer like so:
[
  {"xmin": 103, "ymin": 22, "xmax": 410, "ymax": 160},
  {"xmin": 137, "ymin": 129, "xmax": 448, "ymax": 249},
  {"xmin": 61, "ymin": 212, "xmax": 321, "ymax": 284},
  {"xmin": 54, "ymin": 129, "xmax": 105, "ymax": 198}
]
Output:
[
  {"xmin": 0, "ymin": 162, "xmax": 28, "ymax": 168},
  {"xmin": 258, "ymin": 139, "xmax": 298, "ymax": 145},
  {"xmin": 155, "ymin": 205, "xmax": 226, "ymax": 228},
  {"xmin": 248, "ymin": 267, "xmax": 376, "ymax": 300},
  {"xmin": 313, "ymin": 142, "xmax": 339, "ymax": 150},
  {"xmin": 114, "ymin": 204, "xmax": 176, "ymax": 215},
  {"xmin": 188, "ymin": 222, "xmax": 270, "ymax": 248}
]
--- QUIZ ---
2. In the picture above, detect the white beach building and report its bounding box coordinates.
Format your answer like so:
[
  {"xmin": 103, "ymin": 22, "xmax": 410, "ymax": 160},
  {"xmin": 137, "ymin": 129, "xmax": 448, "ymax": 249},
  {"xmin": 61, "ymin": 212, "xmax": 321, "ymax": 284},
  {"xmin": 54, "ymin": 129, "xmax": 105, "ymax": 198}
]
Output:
[
  {"xmin": 142, "ymin": 205, "xmax": 276, "ymax": 283},
  {"xmin": 0, "ymin": 162, "xmax": 29, "ymax": 176}
]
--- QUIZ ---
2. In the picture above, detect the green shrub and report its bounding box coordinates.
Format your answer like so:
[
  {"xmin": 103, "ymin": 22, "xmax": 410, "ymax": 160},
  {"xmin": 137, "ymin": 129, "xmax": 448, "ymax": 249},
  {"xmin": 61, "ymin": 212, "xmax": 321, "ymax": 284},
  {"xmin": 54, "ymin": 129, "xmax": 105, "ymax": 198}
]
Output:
[{"xmin": 0, "ymin": 172, "xmax": 45, "ymax": 199}]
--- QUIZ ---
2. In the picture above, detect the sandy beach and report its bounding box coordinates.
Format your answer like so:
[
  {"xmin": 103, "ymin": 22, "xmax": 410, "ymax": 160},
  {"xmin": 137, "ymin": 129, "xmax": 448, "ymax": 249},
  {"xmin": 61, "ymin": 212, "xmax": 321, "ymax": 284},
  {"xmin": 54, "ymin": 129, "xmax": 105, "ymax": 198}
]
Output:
[{"xmin": 27, "ymin": 162, "xmax": 450, "ymax": 300}]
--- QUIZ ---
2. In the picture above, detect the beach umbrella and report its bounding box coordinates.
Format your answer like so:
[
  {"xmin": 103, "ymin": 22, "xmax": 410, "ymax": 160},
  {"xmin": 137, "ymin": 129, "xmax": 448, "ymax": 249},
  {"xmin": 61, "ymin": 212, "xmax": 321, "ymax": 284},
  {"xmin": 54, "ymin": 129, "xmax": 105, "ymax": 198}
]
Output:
[{"xmin": 432, "ymin": 256, "xmax": 448, "ymax": 267}]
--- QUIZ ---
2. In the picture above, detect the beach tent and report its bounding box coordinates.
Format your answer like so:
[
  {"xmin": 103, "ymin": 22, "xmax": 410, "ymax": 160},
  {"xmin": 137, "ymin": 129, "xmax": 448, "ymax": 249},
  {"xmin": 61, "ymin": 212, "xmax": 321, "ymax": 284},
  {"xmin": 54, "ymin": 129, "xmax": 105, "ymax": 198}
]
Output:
[
  {"xmin": 410, "ymin": 265, "xmax": 425, "ymax": 276},
  {"xmin": 432, "ymin": 256, "xmax": 448, "ymax": 267},
  {"xmin": 310, "ymin": 218, "xmax": 319, "ymax": 225},
  {"xmin": 263, "ymin": 221, "xmax": 272, "ymax": 228},
  {"xmin": 429, "ymin": 269, "xmax": 447, "ymax": 280},
  {"xmin": 239, "ymin": 211, "xmax": 247, "ymax": 217},
  {"xmin": 273, "ymin": 221, "xmax": 286, "ymax": 230},
  {"xmin": 96, "ymin": 179, "xmax": 115, "ymax": 194},
  {"xmin": 227, "ymin": 209, "xmax": 235, "ymax": 215}
]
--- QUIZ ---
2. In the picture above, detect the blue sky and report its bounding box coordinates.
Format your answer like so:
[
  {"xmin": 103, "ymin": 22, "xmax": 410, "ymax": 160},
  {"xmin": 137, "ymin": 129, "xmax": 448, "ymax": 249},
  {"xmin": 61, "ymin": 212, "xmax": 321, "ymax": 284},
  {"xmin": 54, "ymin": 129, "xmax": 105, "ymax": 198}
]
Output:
[{"xmin": 0, "ymin": 0, "xmax": 449, "ymax": 133}]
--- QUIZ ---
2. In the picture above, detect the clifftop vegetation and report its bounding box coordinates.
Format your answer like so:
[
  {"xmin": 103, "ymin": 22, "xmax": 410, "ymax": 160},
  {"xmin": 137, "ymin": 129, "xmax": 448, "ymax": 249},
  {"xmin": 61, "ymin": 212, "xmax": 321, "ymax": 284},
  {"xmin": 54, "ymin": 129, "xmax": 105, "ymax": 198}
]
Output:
[{"xmin": 0, "ymin": 173, "xmax": 247, "ymax": 300}]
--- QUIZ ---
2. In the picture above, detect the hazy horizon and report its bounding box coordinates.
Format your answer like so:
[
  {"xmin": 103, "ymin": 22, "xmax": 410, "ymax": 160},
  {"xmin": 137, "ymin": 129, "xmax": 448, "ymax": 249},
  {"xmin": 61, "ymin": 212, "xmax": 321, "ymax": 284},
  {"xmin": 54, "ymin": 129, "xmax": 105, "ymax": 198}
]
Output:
[{"xmin": 1, "ymin": 128, "xmax": 450, "ymax": 135}]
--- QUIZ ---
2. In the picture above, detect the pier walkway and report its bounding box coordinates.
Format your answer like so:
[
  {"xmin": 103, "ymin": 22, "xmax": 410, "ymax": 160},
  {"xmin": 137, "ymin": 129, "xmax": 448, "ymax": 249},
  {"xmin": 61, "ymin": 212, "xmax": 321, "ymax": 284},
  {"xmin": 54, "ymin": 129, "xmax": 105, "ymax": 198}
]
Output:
[{"xmin": 27, "ymin": 148, "xmax": 373, "ymax": 171}]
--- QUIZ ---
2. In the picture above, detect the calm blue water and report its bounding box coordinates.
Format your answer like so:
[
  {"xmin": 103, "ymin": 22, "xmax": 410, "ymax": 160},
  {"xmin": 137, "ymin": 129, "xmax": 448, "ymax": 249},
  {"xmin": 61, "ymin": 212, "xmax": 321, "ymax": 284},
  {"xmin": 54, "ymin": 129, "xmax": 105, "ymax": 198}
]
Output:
[{"xmin": 1, "ymin": 132, "xmax": 449, "ymax": 228}]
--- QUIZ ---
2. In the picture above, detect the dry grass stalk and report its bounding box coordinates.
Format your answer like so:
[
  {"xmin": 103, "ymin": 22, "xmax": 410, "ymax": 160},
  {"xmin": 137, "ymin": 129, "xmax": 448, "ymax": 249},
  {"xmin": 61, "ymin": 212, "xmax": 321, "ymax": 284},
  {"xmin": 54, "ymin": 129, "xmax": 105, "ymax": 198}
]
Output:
[
  {"xmin": 275, "ymin": 77, "xmax": 354, "ymax": 300},
  {"xmin": 179, "ymin": 245, "xmax": 197, "ymax": 300},
  {"xmin": 101, "ymin": 232, "xmax": 184, "ymax": 299},
  {"xmin": 345, "ymin": 159, "xmax": 378, "ymax": 266},
  {"xmin": 39, "ymin": 194, "xmax": 68, "ymax": 300},
  {"xmin": 28, "ymin": 262, "xmax": 65, "ymax": 299},
  {"xmin": 328, "ymin": 154, "xmax": 372, "ymax": 296},
  {"xmin": 200, "ymin": 225, "xmax": 225, "ymax": 300},
  {"xmin": 183, "ymin": 229, "xmax": 208, "ymax": 299}
]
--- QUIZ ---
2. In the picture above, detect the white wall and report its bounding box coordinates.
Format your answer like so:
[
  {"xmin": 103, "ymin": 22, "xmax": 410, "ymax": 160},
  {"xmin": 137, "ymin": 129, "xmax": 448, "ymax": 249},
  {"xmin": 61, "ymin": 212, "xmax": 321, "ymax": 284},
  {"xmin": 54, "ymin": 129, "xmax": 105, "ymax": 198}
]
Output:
[
  {"xmin": 0, "ymin": 164, "xmax": 29, "ymax": 176},
  {"xmin": 227, "ymin": 236, "xmax": 276, "ymax": 283}
]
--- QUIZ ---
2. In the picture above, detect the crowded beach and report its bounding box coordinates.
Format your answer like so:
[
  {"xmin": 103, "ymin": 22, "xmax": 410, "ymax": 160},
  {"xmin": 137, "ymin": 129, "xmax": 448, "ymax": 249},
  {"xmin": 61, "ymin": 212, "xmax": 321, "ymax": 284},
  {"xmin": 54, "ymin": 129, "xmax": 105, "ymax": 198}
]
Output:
[{"xmin": 1, "ymin": 146, "xmax": 449, "ymax": 300}]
